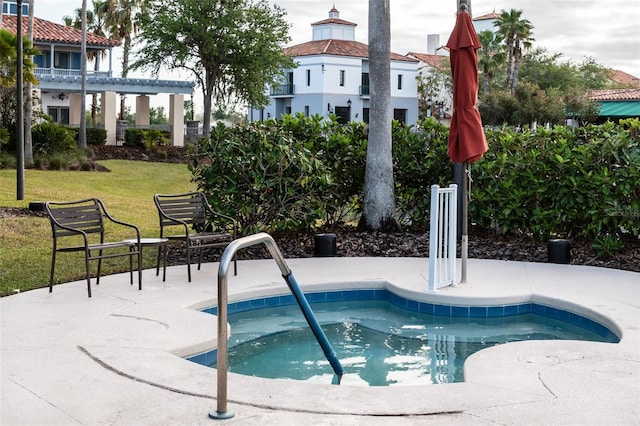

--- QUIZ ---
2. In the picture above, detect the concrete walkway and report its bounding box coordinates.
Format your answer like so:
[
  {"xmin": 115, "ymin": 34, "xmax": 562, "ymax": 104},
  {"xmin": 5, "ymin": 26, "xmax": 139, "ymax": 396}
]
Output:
[{"xmin": 1, "ymin": 258, "xmax": 639, "ymax": 425}]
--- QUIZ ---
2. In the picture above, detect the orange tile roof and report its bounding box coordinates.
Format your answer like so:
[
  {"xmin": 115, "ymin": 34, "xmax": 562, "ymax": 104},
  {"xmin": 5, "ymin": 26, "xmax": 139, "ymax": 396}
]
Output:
[
  {"xmin": 2, "ymin": 15, "xmax": 120, "ymax": 48},
  {"xmin": 406, "ymin": 52, "xmax": 449, "ymax": 69},
  {"xmin": 610, "ymin": 70, "xmax": 640, "ymax": 88},
  {"xmin": 284, "ymin": 39, "xmax": 417, "ymax": 62},
  {"xmin": 588, "ymin": 88, "xmax": 640, "ymax": 101}
]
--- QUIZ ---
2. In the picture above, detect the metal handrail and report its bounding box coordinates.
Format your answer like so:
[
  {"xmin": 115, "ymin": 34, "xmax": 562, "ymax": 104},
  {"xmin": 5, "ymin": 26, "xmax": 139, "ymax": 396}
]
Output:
[{"xmin": 210, "ymin": 232, "xmax": 343, "ymax": 420}]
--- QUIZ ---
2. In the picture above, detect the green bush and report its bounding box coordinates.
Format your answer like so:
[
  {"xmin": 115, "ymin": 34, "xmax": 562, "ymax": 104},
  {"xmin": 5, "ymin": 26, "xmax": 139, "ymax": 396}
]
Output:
[
  {"xmin": 189, "ymin": 114, "xmax": 639, "ymax": 246},
  {"xmin": 31, "ymin": 121, "xmax": 75, "ymax": 156},
  {"xmin": 471, "ymin": 119, "xmax": 640, "ymax": 243},
  {"xmin": 393, "ymin": 118, "xmax": 451, "ymax": 229},
  {"xmin": 188, "ymin": 119, "xmax": 334, "ymax": 235},
  {"xmin": 124, "ymin": 128, "xmax": 170, "ymax": 148},
  {"xmin": 86, "ymin": 128, "xmax": 107, "ymax": 145},
  {"xmin": 124, "ymin": 128, "xmax": 145, "ymax": 147}
]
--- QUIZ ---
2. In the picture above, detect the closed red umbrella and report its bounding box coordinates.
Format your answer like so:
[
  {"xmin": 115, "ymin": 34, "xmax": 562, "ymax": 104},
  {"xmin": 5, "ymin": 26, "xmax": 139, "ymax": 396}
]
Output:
[
  {"xmin": 446, "ymin": 9, "xmax": 487, "ymax": 163},
  {"xmin": 445, "ymin": 7, "xmax": 487, "ymax": 283}
]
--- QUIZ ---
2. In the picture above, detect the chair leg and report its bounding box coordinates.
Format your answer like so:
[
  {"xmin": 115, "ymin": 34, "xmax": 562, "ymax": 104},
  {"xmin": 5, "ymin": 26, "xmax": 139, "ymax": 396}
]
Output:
[
  {"xmin": 49, "ymin": 251, "xmax": 57, "ymax": 292},
  {"xmin": 156, "ymin": 245, "xmax": 162, "ymax": 276},
  {"xmin": 129, "ymin": 248, "xmax": 134, "ymax": 285},
  {"xmin": 186, "ymin": 241, "xmax": 192, "ymax": 282},
  {"xmin": 137, "ymin": 249, "xmax": 143, "ymax": 290},
  {"xmin": 96, "ymin": 251, "xmax": 102, "ymax": 286},
  {"xmin": 85, "ymin": 252, "xmax": 92, "ymax": 298},
  {"xmin": 197, "ymin": 247, "xmax": 204, "ymax": 271}
]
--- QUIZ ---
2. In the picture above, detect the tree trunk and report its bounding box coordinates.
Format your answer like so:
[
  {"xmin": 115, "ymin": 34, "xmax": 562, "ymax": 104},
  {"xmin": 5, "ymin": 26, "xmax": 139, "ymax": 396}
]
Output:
[
  {"xmin": 359, "ymin": 0, "xmax": 399, "ymax": 232},
  {"xmin": 511, "ymin": 44, "xmax": 521, "ymax": 90},
  {"xmin": 202, "ymin": 75, "xmax": 214, "ymax": 136},
  {"xmin": 78, "ymin": 0, "xmax": 87, "ymax": 149},
  {"xmin": 119, "ymin": 35, "xmax": 132, "ymax": 120},
  {"xmin": 24, "ymin": 0, "xmax": 35, "ymax": 165}
]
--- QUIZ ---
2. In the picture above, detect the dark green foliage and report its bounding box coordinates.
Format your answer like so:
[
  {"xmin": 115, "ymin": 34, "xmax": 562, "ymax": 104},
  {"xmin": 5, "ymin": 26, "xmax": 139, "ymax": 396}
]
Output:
[
  {"xmin": 189, "ymin": 115, "xmax": 639, "ymax": 246},
  {"xmin": 124, "ymin": 128, "xmax": 145, "ymax": 147},
  {"xmin": 69, "ymin": 127, "xmax": 107, "ymax": 145},
  {"xmin": 31, "ymin": 121, "xmax": 75, "ymax": 156},
  {"xmin": 86, "ymin": 128, "xmax": 107, "ymax": 145},
  {"xmin": 188, "ymin": 119, "xmax": 334, "ymax": 235},
  {"xmin": 393, "ymin": 118, "xmax": 451, "ymax": 229},
  {"xmin": 124, "ymin": 128, "xmax": 170, "ymax": 148},
  {"xmin": 471, "ymin": 119, "xmax": 640, "ymax": 244}
]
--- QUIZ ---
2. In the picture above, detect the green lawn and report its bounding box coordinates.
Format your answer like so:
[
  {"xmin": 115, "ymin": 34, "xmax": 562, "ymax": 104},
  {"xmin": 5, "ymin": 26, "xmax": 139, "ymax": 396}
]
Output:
[{"xmin": 0, "ymin": 160, "xmax": 195, "ymax": 296}]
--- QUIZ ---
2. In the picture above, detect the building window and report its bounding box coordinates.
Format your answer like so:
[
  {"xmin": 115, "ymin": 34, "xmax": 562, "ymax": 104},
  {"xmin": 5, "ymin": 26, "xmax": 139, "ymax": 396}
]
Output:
[
  {"xmin": 340, "ymin": 70, "xmax": 345, "ymax": 86},
  {"xmin": 306, "ymin": 69, "xmax": 311, "ymax": 86},
  {"xmin": 2, "ymin": 1, "xmax": 29, "ymax": 15},
  {"xmin": 397, "ymin": 74, "xmax": 403, "ymax": 90},
  {"xmin": 48, "ymin": 107, "xmax": 70, "ymax": 125},
  {"xmin": 285, "ymin": 106, "xmax": 292, "ymax": 115},
  {"xmin": 304, "ymin": 106, "xmax": 310, "ymax": 117},
  {"xmin": 363, "ymin": 108, "xmax": 370, "ymax": 124},
  {"xmin": 393, "ymin": 109, "xmax": 407, "ymax": 124}
]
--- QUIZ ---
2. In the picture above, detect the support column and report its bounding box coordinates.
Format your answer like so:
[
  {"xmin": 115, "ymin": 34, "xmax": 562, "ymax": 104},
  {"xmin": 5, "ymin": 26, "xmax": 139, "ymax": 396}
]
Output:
[
  {"xmin": 101, "ymin": 91, "xmax": 117, "ymax": 145},
  {"xmin": 69, "ymin": 93, "xmax": 82, "ymax": 127},
  {"xmin": 169, "ymin": 94, "xmax": 184, "ymax": 146},
  {"xmin": 135, "ymin": 95, "xmax": 150, "ymax": 127}
]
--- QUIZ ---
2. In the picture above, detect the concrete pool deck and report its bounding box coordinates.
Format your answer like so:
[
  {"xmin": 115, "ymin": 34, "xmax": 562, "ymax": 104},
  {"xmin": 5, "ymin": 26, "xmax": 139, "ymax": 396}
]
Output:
[{"xmin": 1, "ymin": 257, "xmax": 639, "ymax": 425}]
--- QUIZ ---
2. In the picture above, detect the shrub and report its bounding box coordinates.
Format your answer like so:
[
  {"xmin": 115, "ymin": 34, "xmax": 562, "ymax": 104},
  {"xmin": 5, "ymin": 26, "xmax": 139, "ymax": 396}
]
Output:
[
  {"xmin": 124, "ymin": 128, "xmax": 170, "ymax": 148},
  {"xmin": 393, "ymin": 118, "xmax": 451, "ymax": 229},
  {"xmin": 86, "ymin": 128, "xmax": 107, "ymax": 145},
  {"xmin": 124, "ymin": 128, "xmax": 145, "ymax": 147},
  {"xmin": 31, "ymin": 121, "xmax": 75, "ymax": 156},
  {"xmin": 470, "ymin": 119, "xmax": 640, "ymax": 243},
  {"xmin": 189, "ymin": 120, "xmax": 334, "ymax": 235}
]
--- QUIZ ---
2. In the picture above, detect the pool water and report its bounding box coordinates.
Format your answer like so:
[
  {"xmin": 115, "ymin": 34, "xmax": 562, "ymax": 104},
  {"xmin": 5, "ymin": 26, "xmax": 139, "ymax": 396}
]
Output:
[{"xmin": 212, "ymin": 300, "xmax": 613, "ymax": 386}]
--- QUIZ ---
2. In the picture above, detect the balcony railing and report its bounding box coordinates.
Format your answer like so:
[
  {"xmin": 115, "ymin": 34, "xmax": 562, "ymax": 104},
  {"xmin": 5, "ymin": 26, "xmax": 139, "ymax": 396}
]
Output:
[
  {"xmin": 359, "ymin": 85, "xmax": 370, "ymax": 96},
  {"xmin": 270, "ymin": 84, "xmax": 295, "ymax": 96},
  {"xmin": 35, "ymin": 67, "xmax": 112, "ymax": 78}
]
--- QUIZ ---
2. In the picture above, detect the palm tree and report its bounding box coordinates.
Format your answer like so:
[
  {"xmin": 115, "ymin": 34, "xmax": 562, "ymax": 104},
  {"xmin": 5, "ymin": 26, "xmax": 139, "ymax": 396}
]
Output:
[
  {"xmin": 64, "ymin": 0, "xmax": 109, "ymax": 125},
  {"xmin": 495, "ymin": 9, "xmax": 534, "ymax": 91},
  {"xmin": 105, "ymin": 0, "xmax": 146, "ymax": 120},
  {"xmin": 477, "ymin": 30, "xmax": 506, "ymax": 93},
  {"xmin": 360, "ymin": 0, "xmax": 399, "ymax": 231},
  {"xmin": 24, "ymin": 0, "xmax": 34, "ymax": 165}
]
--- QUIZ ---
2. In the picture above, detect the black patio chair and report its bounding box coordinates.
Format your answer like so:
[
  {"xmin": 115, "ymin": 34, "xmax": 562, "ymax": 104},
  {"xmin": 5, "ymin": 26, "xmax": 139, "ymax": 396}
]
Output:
[
  {"xmin": 46, "ymin": 198, "xmax": 142, "ymax": 297},
  {"xmin": 154, "ymin": 192, "xmax": 237, "ymax": 282}
]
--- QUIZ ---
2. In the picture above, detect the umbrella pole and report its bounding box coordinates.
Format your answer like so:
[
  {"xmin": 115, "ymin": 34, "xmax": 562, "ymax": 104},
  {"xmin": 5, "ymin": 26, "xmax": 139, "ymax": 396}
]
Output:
[{"xmin": 461, "ymin": 162, "xmax": 469, "ymax": 284}]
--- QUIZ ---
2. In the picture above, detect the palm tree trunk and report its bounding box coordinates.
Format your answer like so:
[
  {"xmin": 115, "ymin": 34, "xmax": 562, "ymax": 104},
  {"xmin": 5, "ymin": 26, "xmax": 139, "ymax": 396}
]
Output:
[
  {"xmin": 359, "ymin": 0, "xmax": 399, "ymax": 231},
  {"xmin": 511, "ymin": 44, "xmax": 521, "ymax": 90},
  {"xmin": 24, "ymin": 0, "xmax": 35, "ymax": 165}
]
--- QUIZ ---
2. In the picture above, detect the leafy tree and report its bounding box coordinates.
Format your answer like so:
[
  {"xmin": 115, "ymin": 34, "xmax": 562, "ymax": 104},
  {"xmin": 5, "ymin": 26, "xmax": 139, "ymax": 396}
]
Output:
[
  {"xmin": 132, "ymin": 0, "xmax": 294, "ymax": 135},
  {"xmin": 0, "ymin": 29, "xmax": 38, "ymax": 152},
  {"xmin": 105, "ymin": 0, "xmax": 146, "ymax": 120},
  {"xmin": 360, "ymin": 0, "xmax": 400, "ymax": 231},
  {"xmin": 149, "ymin": 106, "xmax": 167, "ymax": 125},
  {"xmin": 495, "ymin": 9, "xmax": 534, "ymax": 91},
  {"xmin": 24, "ymin": 0, "xmax": 35, "ymax": 165},
  {"xmin": 416, "ymin": 64, "xmax": 452, "ymax": 119},
  {"xmin": 477, "ymin": 30, "xmax": 506, "ymax": 93}
]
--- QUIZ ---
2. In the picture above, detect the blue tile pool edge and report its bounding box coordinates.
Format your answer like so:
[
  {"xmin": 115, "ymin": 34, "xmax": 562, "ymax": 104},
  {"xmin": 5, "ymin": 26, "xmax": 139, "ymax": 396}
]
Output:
[{"xmin": 187, "ymin": 289, "xmax": 620, "ymax": 365}]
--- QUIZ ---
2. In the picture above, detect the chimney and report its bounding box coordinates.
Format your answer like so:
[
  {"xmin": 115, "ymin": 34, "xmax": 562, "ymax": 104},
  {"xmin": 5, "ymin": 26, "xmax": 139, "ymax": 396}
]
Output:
[{"xmin": 427, "ymin": 34, "xmax": 440, "ymax": 55}]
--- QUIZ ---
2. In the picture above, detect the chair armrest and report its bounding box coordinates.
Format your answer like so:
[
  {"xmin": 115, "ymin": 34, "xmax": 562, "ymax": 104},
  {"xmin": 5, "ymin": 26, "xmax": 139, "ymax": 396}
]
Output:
[{"xmin": 203, "ymin": 202, "xmax": 238, "ymax": 238}]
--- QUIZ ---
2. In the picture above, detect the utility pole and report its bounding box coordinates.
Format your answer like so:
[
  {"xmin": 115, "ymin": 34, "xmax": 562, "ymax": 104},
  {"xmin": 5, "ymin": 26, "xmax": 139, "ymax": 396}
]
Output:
[{"xmin": 16, "ymin": 0, "xmax": 24, "ymax": 200}]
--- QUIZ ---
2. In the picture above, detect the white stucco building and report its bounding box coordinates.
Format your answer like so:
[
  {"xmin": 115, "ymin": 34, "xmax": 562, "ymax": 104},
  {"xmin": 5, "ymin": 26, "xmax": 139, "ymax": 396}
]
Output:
[{"xmin": 249, "ymin": 6, "xmax": 419, "ymax": 126}]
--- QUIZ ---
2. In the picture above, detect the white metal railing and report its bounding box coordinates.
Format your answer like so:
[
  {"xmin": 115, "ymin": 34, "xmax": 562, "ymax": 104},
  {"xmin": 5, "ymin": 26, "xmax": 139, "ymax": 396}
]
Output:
[
  {"xmin": 428, "ymin": 184, "xmax": 458, "ymax": 291},
  {"xmin": 35, "ymin": 67, "xmax": 112, "ymax": 78}
]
